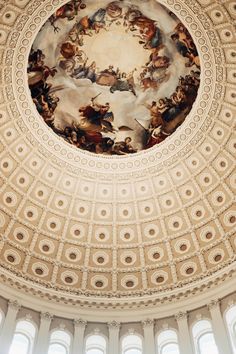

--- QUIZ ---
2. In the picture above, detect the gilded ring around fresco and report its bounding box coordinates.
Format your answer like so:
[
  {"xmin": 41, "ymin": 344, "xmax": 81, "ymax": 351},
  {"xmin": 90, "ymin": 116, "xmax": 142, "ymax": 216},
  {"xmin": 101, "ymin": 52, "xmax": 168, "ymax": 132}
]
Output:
[{"xmin": 28, "ymin": 0, "xmax": 201, "ymax": 155}]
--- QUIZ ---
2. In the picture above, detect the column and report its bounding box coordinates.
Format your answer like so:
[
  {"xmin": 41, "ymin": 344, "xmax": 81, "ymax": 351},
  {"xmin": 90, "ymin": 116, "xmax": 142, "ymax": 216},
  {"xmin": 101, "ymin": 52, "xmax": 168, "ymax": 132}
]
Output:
[
  {"xmin": 34, "ymin": 312, "xmax": 53, "ymax": 354},
  {"xmin": 0, "ymin": 300, "xmax": 21, "ymax": 354},
  {"xmin": 108, "ymin": 321, "xmax": 120, "ymax": 354},
  {"xmin": 72, "ymin": 319, "xmax": 87, "ymax": 354},
  {"xmin": 208, "ymin": 300, "xmax": 233, "ymax": 354},
  {"xmin": 175, "ymin": 311, "xmax": 194, "ymax": 354},
  {"xmin": 142, "ymin": 319, "xmax": 155, "ymax": 354}
]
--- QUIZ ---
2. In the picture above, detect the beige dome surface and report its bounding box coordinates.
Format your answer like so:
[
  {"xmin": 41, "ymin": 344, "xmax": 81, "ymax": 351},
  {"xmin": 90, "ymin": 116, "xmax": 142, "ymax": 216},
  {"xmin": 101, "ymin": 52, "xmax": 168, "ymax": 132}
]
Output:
[{"xmin": 0, "ymin": 0, "xmax": 235, "ymax": 312}]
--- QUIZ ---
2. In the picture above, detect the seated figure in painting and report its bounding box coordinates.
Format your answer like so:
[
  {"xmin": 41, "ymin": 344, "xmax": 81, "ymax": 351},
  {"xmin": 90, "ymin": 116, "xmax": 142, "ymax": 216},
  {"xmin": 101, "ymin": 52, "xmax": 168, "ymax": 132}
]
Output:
[
  {"xmin": 145, "ymin": 126, "xmax": 170, "ymax": 149},
  {"xmin": 140, "ymin": 54, "xmax": 170, "ymax": 90},
  {"xmin": 110, "ymin": 69, "xmax": 137, "ymax": 96},
  {"xmin": 59, "ymin": 42, "xmax": 83, "ymax": 74},
  {"xmin": 175, "ymin": 23, "xmax": 195, "ymax": 52},
  {"xmin": 171, "ymin": 23, "xmax": 200, "ymax": 68},
  {"xmin": 112, "ymin": 137, "xmax": 137, "ymax": 155},
  {"xmin": 59, "ymin": 42, "xmax": 98, "ymax": 82},
  {"xmin": 95, "ymin": 137, "xmax": 115, "ymax": 154},
  {"xmin": 49, "ymin": 0, "xmax": 86, "ymax": 32},
  {"xmin": 71, "ymin": 60, "xmax": 97, "ymax": 82},
  {"xmin": 89, "ymin": 8, "xmax": 107, "ymax": 33},
  {"xmin": 67, "ymin": 7, "xmax": 107, "ymax": 44},
  {"xmin": 28, "ymin": 48, "xmax": 57, "ymax": 85},
  {"xmin": 60, "ymin": 41, "xmax": 78, "ymax": 59},
  {"xmin": 171, "ymin": 33, "xmax": 189, "ymax": 57},
  {"xmin": 125, "ymin": 8, "xmax": 162, "ymax": 49},
  {"xmin": 147, "ymin": 45, "xmax": 166, "ymax": 66},
  {"xmin": 96, "ymin": 65, "xmax": 118, "ymax": 86},
  {"xmin": 106, "ymin": 2, "xmax": 123, "ymax": 19},
  {"xmin": 68, "ymin": 16, "xmax": 93, "ymax": 44},
  {"xmin": 150, "ymin": 55, "xmax": 170, "ymax": 71},
  {"xmin": 144, "ymin": 101, "xmax": 164, "ymax": 128}
]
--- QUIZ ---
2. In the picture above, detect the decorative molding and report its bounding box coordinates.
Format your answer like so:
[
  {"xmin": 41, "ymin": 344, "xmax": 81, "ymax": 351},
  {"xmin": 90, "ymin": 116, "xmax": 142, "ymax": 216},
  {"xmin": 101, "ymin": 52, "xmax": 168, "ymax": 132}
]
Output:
[
  {"xmin": 108, "ymin": 321, "xmax": 121, "ymax": 330},
  {"xmin": 142, "ymin": 319, "xmax": 154, "ymax": 328},
  {"xmin": 175, "ymin": 311, "xmax": 188, "ymax": 321},
  {"xmin": 40, "ymin": 312, "xmax": 53, "ymax": 321},
  {"xmin": 207, "ymin": 299, "xmax": 220, "ymax": 311},
  {"xmin": 8, "ymin": 300, "xmax": 21, "ymax": 312},
  {"xmin": 0, "ymin": 274, "xmax": 236, "ymax": 322},
  {"xmin": 74, "ymin": 319, "xmax": 87, "ymax": 328}
]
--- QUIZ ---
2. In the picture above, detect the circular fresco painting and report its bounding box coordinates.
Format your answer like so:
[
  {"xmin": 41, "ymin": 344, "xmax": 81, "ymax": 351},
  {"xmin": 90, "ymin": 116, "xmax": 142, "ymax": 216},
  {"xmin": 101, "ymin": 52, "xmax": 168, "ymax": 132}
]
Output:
[{"xmin": 28, "ymin": 0, "xmax": 200, "ymax": 155}]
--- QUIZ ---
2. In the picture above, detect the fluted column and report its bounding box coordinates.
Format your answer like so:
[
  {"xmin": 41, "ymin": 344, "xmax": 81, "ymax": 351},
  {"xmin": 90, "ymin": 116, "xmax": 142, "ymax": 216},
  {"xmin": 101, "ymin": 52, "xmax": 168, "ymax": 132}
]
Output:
[
  {"xmin": 175, "ymin": 312, "xmax": 194, "ymax": 354},
  {"xmin": 34, "ymin": 312, "xmax": 53, "ymax": 354},
  {"xmin": 0, "ymin": 300, "xmax": 21, "ymax": 354},
  {"xmin": 108, "ymin": 321, "xmax": 121, "ymax": 354},
  {"xmin": 208, "ymin": 300, "xmax": 233, "ymax": 354},
  {"xmin": 72, "ymin": 319, "xmax": 87, "ymax": 354},
  {"xmin": 142, "ymin": 319, "xmax": 155, "ymax": 354}
]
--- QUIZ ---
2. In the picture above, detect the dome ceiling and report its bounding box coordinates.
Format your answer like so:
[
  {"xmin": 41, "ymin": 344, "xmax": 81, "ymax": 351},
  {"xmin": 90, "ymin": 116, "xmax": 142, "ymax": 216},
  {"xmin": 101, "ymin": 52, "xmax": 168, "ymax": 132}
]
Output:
[
  {"xmin": 0, "ymin": 0, "xmax": 235, "ymax": 312},
  {"xmin": 28, "ymin": 0, "xmax": 200, "ymax": 155}
]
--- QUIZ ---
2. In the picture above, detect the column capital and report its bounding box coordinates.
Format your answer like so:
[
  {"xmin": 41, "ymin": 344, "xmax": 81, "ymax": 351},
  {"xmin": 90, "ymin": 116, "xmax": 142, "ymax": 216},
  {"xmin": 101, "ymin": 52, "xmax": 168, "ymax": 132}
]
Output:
[
  {"xmin": 8, "ymin": 299, "xmax": 21, "ymax": 311},
  {"xmin": 74, "ymin": 318, "xmax": 87, "ymax": 328},
  {"xmin": 175, "ymin": 311, "xmax": 188, "ymax": 321},
  {"xmin": 107, "ymin": 321, "xmax": 121, "ymax": 330},
  {"xmin": 142, "ymin": 318, "xmax": 154, "ymax": 328},
  {"xmin": 40, "ymin": 311, "xmax": 53, "ymax": 321},
  {"xmin": 207, "ymin": 299, "xmax": 220, "ymax": 311}
]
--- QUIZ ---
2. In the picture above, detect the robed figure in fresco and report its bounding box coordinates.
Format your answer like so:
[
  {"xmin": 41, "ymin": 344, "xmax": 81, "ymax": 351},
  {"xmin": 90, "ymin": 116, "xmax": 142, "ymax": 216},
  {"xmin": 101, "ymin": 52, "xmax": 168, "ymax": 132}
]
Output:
[{"xmin": 77, "ymin": 96, "xmax": 115, "ymax": 134}]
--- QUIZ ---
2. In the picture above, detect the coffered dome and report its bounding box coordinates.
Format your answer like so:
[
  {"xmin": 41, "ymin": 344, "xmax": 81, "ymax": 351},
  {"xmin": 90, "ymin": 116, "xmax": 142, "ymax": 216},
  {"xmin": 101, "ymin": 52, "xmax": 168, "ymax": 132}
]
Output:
[{"xmin": 0, "ymin": 0, "xmax": 235, "ymax": 317}]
